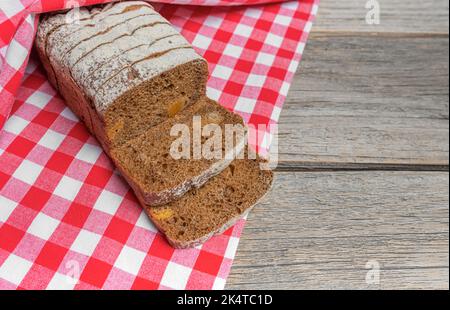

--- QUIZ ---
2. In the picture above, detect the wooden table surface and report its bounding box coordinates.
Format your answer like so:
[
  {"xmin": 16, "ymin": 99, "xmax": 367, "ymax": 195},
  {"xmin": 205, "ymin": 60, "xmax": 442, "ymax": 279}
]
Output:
[{"xmin": 227, "ymin": 0, "xmax": 449, "ymax": 289}]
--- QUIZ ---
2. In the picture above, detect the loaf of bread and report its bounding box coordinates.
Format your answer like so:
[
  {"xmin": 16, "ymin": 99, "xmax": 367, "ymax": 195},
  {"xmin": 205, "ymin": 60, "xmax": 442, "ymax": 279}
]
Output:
[
  {"xmin": 36, "ymin": 1, "xmax": 273, "ymax": 248},
  {"xmin": 36, "ymin": 1, "xmax": 208, "ymax": 151}
]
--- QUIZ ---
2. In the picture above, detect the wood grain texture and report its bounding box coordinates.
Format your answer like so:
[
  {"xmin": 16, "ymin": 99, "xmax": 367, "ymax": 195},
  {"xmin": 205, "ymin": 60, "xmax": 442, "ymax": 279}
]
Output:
[
  {"xmin": 228, "ymin": 0, "xmax": 449, "ymax": 290},
  {"xmin": 278, "ymin": 34, "xmax": 449, "ymax": 166},
  {"xmin": 315, "ymin": 0, "xmax": 449, "ymax": 33},
  {"xmin": 227, "ymin": 172, "xmax": 449, "ymax": 289}
]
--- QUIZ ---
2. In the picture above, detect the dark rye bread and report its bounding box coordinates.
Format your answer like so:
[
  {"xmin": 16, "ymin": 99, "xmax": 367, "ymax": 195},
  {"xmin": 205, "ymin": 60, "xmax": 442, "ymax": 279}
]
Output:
[
  {"xmin": 110, "ymin": 97, "xmax": 247, "ymax": 206},
  {"xmin": 147, "ymin": 155, "xmax": 273, "ymax": 248},
  {"xmin": 36, "ymin": 1, "xmax": 275, "ymax": 248},
  {"xmin": 35, "ymin": 1, "xmax": 208, "ymax": 151}
]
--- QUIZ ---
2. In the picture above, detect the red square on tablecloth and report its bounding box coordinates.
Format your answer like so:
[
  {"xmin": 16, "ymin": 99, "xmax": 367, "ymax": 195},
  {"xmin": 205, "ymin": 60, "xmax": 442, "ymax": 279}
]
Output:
[
  {"xmin": 35, "ymin": 242, "xmax": 68, "ymax": 271},
  {"xmin": 131, "ymin": 277, "xmax": 159, "ymax": 290},
  {"xmin": 0, "ymin": 224, "xmax": 25, "ymax": 252},
  {"xmin": 20, "ymin": 186, "xmax": 51, "ymax": 212},
  {"xmin": 79, "ymin": 257, "xmax": 113, "ymax": 288},
  {"xmin": 6, "ymin": 136, "xmax": 35, "ymax": 158},
  {"xmin": 194, "ymin": 251, "xmax": 224, "ymax": 276},
  {"xmin": 104, "ymin": 217, "xmax": 135, "ymax": 244}
]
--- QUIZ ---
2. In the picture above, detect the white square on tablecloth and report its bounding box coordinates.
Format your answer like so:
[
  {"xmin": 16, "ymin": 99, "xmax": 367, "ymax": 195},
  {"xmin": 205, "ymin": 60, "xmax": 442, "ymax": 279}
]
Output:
[
  {"xmin": 70, "ymin": 229, "xmax": 102, "ymax": 256},
  {"xmin": 244, "ymin": 7, "xmax": 263, "ymax": 19},
  {"xmin": 312, "ymin": 4, "xmax": 319, "ymax": 16},
  {"xmin": 271, "ymin": 105, "xmax": 282, "ymax": 122},
  {"xmin": 203, "ymin": 15, "xmax": 223, "ymax": 29},
  {"xmin": 288, "ymin": 59, "xmax": 299, "ymax": 74},
  {"xmin": 93, "ymin": 190, "xmax": 123, "ymax": 215},
  {"xmin": 222, "ymin": 44, "xmax": 243, "ymax": 58},
  {"xmin": 135, "ymin": 210, "xmax": 157, "ymax": 232},
  {"xmin": 224, "ymin": 236, "xmax": 240, "ymax": 260},
  {"xmin": 234, "ymin": 97, "xmax": 257, "ymax": 114},
  {"xmin": 54, "ymin": 175, "xmax": 83, "ymax": 201},
  {"xmin": 274, "ymin": 14, "xmax": 293, "ymax": 26},
  {"xmin": 265, "ymin": 32, "xmax": 284, "ymax": 48},
  {"xmin": 27, "ymin": 213, "xmax": 60, "ymax": 240},
  {"xmin": 13, "ymin": 160, "xmax": 43, "ymax": 185},
  {"xmin": 260, "ymin": 132, "xmax": 273, "ymax": 150},
  {"xmin": 206, "ymin": 87, "xmax": 222, "ymax": 101},
  {"xmin": 60, "ymin": 107, "xmax": 79, "ymax": 122},
  {"xmin": 46, "ymin": 272, "xmax": 77, "ymax": 290},
  {"xmin": 235, "ymin": 23, "xmax": 253, "ymax": 38},
  {"xmin": 26, "ymin": 91, "xmax": 53, "ymax": 109},
  {"xmin": 0, "ymin": 254, "xmax": 33, "ymax": 285},
  {"xmin": 296, "ymin": 42, "xmax": 306, "ymax": 55},
  {"xmin": 211, "ymin": 65, "xmax": 233, "ymax": 81},
  {"xmin": 75, "ymin": 143, "xmax": 102, "ymax": 164},
  {"xmin": 4, "ymin": 39, "xmax": 28, "ymax": 71},
  {"xmin": 192, "ymin": 34, "xmax": 212, "ymax": 51},
  {"xmin": 305, "ymin": 21, "xmax": 313, "ymax": 33},
  {"xmin": 280, "ymin": 81, "xmax": 291, "ymax": 97},
  {"xmin": 3, "ymin": 115, "xmax": 29, "ymax": 135},
  {"xmin": 0, "ymin": 1, "xmax": 25, "ymax": 18},
  {"xmin": 38, "ymin": 129, "xmax": 66, "ymax": 150},
  {"xmin": 114, "ymin": 245, "xmax": 147, "ymax": 275},
  {"xmin": 246, "ymin": 73, "xmax": 267, "ymax": 88},
  {"xmin": 0, "ymin": 196, "xmax": 17, "ymax": 223},
  {"xmin": 255, "ymin": 52, "xmax": 276, "ymax": 66},
  {"xmin": 160, "ymin": 262, "xmax": 192, "ymax": 290},
  {"xmin": 212, "ymin": 277, "xmax": 226, "ymax": 290}
]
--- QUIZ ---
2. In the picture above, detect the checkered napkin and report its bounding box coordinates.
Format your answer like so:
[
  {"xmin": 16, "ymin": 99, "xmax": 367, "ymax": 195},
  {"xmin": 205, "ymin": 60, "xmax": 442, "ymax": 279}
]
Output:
[{"xmin": 0, "ymin": 0, "xmax": 318, "ymax": 290}]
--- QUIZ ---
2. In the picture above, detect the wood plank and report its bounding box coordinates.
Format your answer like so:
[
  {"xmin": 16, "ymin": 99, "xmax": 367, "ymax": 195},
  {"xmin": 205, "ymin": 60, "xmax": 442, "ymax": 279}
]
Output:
[
  {"xmin": 315, "ymin": 0, "xmax": 449, "ymax": 34},
  {"xmin": 227, "ymin": 171, "xmax": 449, "ymax": 289},
  {"xmin": 277, "ymin": 33, "xmax": 449, "ymax": 166}
]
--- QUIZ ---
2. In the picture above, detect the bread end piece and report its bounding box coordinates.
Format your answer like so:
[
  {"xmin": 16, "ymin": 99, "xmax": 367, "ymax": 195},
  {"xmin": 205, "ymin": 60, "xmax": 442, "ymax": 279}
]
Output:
[{"xmin": 145, "ymin": 156, "xmax": 274, "ymax": 249}]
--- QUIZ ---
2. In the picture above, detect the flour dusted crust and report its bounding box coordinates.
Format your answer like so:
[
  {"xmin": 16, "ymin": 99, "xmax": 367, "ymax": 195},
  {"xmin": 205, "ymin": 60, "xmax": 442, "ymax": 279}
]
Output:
[
  {"xmin": 94, "ymin": 47, "xmax": 199, "ymax": 113},
  {"xmin": 37, "ymin": 1, "xmax": 203, "ymax": 114}
]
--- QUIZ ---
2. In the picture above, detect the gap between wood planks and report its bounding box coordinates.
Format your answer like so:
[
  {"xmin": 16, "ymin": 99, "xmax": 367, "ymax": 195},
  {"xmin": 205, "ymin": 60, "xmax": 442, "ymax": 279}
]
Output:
[
  {"xmin": 274, "ymin": 163, "xmax": 449, "ymax": 172},
  {"xmin": 276, "ymin": 33, "xmax": 448, "ymax": 169}
]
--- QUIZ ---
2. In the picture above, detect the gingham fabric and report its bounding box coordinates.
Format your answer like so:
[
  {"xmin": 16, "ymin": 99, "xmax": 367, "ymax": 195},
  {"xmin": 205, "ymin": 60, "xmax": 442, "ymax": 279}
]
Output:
[{"xmin": 0, "ymin": 0, "xmax": 318, "ymax": 290}]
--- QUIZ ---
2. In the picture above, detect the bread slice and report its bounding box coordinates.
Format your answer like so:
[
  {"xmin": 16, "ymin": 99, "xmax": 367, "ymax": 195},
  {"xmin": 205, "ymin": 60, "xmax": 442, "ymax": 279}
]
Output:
[
  {"xmin": 110, "ymin": 97, "xmax": 247, "ymax": 206},
  {"xmin": 146, "ymin": 155, "xmax": 274, "ymax": 248},
  {"xmin": 35, "ymin": 1, "xmax": 208, "ymax": 151}
]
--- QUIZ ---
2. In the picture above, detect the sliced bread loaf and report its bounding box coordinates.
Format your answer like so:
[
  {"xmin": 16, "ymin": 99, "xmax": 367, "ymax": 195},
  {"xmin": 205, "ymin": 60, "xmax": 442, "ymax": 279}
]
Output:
[
  {"xmin": 110, "ymin": 97, "xmax": 247, "ymax": 206},
  {"xmin": 36, "ymin": 2, "xmax": 275, "ymax": 248}
]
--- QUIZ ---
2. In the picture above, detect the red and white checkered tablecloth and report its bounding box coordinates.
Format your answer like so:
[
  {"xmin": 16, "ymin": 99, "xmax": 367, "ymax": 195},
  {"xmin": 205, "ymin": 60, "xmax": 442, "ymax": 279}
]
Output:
[{"xmin": 0, "ymin": 0, "xmax": 318, "ymax": 290}]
